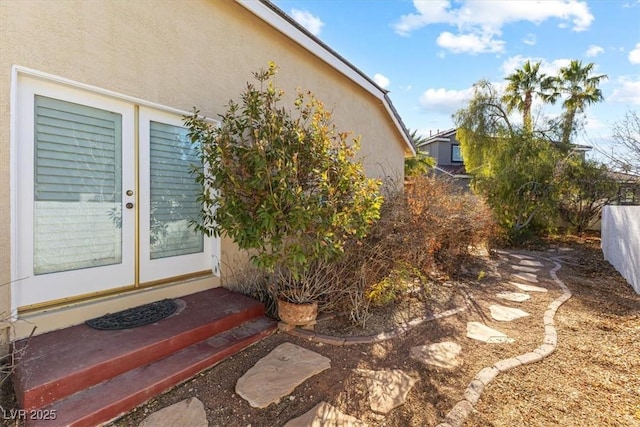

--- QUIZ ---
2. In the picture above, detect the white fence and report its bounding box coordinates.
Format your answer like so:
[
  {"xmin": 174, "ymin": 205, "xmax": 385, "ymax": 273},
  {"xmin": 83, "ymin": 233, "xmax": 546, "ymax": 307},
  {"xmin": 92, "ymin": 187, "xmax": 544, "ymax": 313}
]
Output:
[{"xmin": 601, "ymin": 206, "xmax": 640, "ymax": 294}]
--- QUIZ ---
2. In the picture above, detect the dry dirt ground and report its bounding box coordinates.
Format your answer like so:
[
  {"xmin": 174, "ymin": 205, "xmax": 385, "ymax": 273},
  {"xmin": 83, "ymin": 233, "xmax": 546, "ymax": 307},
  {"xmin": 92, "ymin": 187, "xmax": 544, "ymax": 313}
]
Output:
[
  {"xmin": 1, "ymin": 235, "xmax": 637, "ymax": 427},
  {"xmin": 108, "ymin": 234, "xmax": 639, "ymax": 427}
]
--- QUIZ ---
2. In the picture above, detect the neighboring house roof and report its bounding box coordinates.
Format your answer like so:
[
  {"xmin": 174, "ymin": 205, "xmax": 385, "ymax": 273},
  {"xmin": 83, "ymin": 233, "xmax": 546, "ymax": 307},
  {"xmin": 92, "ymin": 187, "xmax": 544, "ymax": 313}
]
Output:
[
  {"xmin": 236, "ymin": 0, "xmax": 416, "ymax": 155},
  {"xmin": 416, "ymin": 128, "xmax": 457, "ymax": 149},
  {"xmin": 607, "ymin": 170, "xmax": 640, "ymax": 183},
  {"xmin": 571, "ymin": 143, "xmax": 593, "ymax": 152}
]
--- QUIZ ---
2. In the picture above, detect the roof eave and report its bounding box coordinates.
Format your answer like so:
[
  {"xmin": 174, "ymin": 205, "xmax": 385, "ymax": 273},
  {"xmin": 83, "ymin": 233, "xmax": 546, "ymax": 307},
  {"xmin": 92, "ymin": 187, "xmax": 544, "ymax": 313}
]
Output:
[{"xmin": 235, "ymin": 0, "xmax": 415, "ymax": 155}]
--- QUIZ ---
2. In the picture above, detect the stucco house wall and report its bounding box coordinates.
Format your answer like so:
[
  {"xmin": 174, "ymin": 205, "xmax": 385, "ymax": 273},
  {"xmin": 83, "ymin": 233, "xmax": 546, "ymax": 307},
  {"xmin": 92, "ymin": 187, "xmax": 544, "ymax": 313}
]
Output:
[{"xmin": 0, "ymin": 0, "xmax": 412, "ymax": 341}]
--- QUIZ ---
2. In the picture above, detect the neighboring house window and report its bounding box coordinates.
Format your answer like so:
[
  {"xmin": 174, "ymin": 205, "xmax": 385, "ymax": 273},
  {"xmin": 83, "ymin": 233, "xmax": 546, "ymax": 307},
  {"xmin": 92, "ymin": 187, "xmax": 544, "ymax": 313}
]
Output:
[{"xmin": 451, "ymin": 144, "xmax": 463, "ymax": 163}]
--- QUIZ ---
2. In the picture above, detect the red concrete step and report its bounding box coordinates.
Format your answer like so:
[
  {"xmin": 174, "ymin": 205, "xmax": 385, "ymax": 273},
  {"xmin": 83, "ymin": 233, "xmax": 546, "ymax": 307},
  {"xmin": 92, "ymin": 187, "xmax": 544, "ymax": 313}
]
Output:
[
  {"xmin": 14, "ymin": 288, "xmax": 267, "ymax": 411},
  {"xmin": 27, "ymin": 316, "xmax": 277, "ymax": 427}
]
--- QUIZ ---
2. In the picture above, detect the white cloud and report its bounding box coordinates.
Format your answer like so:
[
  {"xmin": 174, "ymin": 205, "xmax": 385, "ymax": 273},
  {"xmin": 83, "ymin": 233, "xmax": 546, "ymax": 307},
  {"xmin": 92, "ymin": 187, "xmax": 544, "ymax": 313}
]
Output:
[
  {"xmin": 290, "ymin": 9, "xmax": 324, "ymax": 36},
  {"xmin": 373, "ymin": 73, "xmax": 390, "ymax": 89},
  {"xmin": 609, "ymin": 77, "xmax": 640, "ymax": 104},
  {"xmin": 500, "ymin": 55, "xmax": 571, "ymax": 77},
  {"xmin": 586, "ymin": 45, "xmax": 604, "ymax": 57},
  {"xmin": 393, "ymin": 1, "xmax": 593, "ymax": 54},
  {"xmin": 583, "ymin": 115, "xmax": 607, "ymax": 131},
  {"xmin": 436, "ymin": 31, "xmax": 505, "ymax": 54},
  {"xmin": 522, "ymin": 33, "xmax": 537, "ymax": 46},
  {"xmin": 629, "ymin": 43, "xmax": 640, "ymax": 64},
  {"xmin": 419, "ymin": 87, "xmax": 475, "ymax": 115}
]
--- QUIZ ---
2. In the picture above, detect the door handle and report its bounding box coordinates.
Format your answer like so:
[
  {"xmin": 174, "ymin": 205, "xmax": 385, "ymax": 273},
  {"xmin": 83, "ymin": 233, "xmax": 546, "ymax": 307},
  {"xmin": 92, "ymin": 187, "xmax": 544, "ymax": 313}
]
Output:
[{"xmin": 126, "ymin": 202, "xmax": 134, "ymax": 209}]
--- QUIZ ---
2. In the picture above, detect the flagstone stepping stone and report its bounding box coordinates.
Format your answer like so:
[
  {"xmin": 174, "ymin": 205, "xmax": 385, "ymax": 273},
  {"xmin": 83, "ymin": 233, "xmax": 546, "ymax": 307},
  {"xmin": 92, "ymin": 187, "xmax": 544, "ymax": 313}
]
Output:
[
  {"xmin": 236, "ymin": 342, "xmax": 331, "ymax": 408},
  {"xmin": 512, "ymin": 272, "xmax": 539, "ymax": 283},
  {"xmin": 139, "ymin": 397, "xmax": 207, "ymax": 427},
  {"xmin": 284, "ymin": 401, "xmax": 368, "ymax": 427},
  {"xmin": 510, "ymin": 254, "xmax": 533, "ymax": 260},
  {"xmin": 496, "ymin": 291, "xmax": 531, "ymax": 302},
  {"xmin": 489, "ymin": 304, "xmax": 530, "ymax": 321},
  {"xmin": 511, "ymin": 282, "xmax": 548, "ymax": 293},
  {"xmin": 511, "ymin": 264, "xmax": 540, "ymax": 273},
  {"xmin": 355, "ymin": 368, "xmax": 417, "ymax": 414},
  {"xmin": 466, "ymin": 322, "xmax": 515, "ymax": 343},
  {"xmin": 410, "ymin": 341, "xmax": 463, "ymax": 369},
  {"xmin": 519, "ymin": 259, "xmax": 544, "ymax": 267}
]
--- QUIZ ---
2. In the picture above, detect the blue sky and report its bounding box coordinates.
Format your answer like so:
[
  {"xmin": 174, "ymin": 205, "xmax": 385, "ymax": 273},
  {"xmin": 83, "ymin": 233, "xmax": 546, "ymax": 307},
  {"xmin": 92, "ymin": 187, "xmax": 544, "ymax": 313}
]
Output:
[{"xmin": 271, "ymin": 0, "xmax": 640, "ymax": 155}]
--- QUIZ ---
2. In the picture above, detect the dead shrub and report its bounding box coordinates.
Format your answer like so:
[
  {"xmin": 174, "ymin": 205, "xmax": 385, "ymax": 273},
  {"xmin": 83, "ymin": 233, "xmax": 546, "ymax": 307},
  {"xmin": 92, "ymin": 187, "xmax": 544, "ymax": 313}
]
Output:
[
  {"xmin": 221, "ymin": 176, "xmax": 497, "ymax": 327},
  {"xmin": 325, "ymin": 175, "xmax": 497, "ymax": 324},
  {"xmin": 405, "ymin": 176, "xmax": 497, "ymax": 274}
]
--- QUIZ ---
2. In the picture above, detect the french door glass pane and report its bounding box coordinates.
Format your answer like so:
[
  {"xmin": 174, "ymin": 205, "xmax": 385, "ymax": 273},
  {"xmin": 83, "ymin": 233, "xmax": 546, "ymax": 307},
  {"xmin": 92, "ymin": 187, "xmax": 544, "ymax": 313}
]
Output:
[
  {"xmin": 149, "ymin": 121, "xmax": 203, "ymax": 259},
  {"xmin": 34, "ymin": 95, "xmax": 122, "ymax": 274}
]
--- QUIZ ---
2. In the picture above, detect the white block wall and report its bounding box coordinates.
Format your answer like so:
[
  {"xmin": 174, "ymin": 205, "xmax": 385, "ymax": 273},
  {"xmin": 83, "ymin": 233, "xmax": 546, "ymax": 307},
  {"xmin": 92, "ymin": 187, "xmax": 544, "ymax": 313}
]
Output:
[{"xmin": 601, "ymin": 206, "xmax": 640, "ymax": 294}]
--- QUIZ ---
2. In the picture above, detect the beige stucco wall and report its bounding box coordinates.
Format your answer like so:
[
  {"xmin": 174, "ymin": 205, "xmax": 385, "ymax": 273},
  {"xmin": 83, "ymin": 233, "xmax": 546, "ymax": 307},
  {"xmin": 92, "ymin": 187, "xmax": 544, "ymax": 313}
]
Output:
[{"xmin": 0, "ymin": 0, "xmax": 407, "ymax": 340}]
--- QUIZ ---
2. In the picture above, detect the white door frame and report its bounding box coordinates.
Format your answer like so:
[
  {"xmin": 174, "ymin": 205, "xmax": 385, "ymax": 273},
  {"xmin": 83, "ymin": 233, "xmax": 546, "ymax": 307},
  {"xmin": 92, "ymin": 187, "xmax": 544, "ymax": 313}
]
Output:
[
  {"xmin": 10, "ymin": 67, "xmax": 220, "ymax": 314},
  {"xmin": 13, "ymin": 74, "xmax": 136, "ymax": 309}
]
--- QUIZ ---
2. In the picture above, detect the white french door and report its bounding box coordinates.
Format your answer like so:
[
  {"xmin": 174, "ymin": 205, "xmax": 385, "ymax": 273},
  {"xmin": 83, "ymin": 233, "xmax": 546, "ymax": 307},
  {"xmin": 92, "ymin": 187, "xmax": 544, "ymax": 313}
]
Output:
[
  {"xmin": 14, "ymin": 73, "xmax": 214, "ymax": 309},
  {"xmin": 138, "ymin": 107, "xmax": 212, "ymax": 283}
]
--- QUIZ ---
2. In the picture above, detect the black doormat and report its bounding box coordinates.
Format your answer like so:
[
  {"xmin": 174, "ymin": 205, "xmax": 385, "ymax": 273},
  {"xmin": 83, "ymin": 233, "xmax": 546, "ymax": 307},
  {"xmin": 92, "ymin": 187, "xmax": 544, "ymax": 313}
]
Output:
[{"xmin": 85, "ymin": 299, "xmax": 178, "ymax": 330}]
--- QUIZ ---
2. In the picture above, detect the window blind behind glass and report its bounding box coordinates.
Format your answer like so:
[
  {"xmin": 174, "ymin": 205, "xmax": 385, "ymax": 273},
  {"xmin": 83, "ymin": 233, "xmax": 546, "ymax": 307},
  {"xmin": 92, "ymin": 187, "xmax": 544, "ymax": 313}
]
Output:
[{"xmin": 149, "ymin": 121, "xmax": 203, "ymax": 259}]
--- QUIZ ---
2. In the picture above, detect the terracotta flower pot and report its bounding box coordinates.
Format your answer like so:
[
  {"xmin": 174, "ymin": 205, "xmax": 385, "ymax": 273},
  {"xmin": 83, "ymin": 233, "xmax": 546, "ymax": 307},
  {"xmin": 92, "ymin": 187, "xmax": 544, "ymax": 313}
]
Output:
[{"xmin": 277, "ymin": 298, "xmax": 318, "ymax": 326}]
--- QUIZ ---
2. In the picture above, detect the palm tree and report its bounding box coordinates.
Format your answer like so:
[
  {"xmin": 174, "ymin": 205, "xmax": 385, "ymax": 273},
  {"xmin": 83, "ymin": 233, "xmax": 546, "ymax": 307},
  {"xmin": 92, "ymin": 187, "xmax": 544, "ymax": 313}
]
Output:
[
  {"xmin": 502, "ymin": 60, "xmax": 556, "ymax": 133},
  {"xmin": 409, "ymin": 128, "xmax": 429, "ymax": 149},
  {"xmin": 405, "ymin": 129, "xmax": 435, "ymax": 178},
  {"xmin": 556, "ymin": 60, "xmax": 607, "ymax": 146}
]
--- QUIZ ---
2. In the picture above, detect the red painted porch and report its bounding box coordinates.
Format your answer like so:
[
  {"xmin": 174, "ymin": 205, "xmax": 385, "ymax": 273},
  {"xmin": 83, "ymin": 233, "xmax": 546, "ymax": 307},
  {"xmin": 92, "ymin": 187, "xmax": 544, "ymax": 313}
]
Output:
[{"xmin": 12, "ymin": 287, "xmax": 277, "ymax": 426}]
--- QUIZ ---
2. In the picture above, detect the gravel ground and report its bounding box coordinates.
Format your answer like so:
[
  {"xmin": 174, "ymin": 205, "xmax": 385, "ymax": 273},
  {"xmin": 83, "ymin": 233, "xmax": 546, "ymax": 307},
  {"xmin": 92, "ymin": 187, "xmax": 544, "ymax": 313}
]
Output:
[{"xmin": 111, "ymin": 234, "xmax": 639, "ymax": 427}]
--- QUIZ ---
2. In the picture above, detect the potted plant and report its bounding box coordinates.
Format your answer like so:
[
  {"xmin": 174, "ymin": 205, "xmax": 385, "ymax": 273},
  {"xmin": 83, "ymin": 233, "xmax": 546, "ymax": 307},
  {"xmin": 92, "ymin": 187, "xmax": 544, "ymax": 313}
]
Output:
[{"xmin": 184, "ymin": 62, "xmax": 382, "ymax": 325}]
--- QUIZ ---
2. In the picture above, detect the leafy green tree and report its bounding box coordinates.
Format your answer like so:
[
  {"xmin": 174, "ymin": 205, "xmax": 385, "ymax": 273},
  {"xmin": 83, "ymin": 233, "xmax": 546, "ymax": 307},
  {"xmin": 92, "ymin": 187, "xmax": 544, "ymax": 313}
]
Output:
[
  {"xmin": 185, "ymin": 62, "xmax": 382, "ymax": 279},
  {"xmin": 556, "ymin": 60, "xmax": 607, "ymax": 146},
  {"xmin": 502, "ymin": 60, "xmax": 556, "ymax": 133},
  {"xmin": 555, "ymin": 159, "xmax": 618, "ymax": 233},
  {"xmin": 455, "ymin": 80, "xmax": 561, "ymax": 240},
  {"xmin": 455, "ymin": 60, "xmax": 610, "ymax": 241}
]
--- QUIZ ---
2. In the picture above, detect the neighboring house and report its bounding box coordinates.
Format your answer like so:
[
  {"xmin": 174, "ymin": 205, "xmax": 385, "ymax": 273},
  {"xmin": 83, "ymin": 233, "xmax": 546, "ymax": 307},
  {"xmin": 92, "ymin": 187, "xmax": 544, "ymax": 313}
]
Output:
[
  {"xmin": 609, "ymin": 171, "xmax": 640, "ymax": 205},
  {"xmin": 417, "ymin": 128, "xmax": 596, "ymax": 192},
  {"xmin": 0, "ymin": 0, "xmax": 415, "ymax": 341},
  {"xmin": 417, "ymin": 128, "xmax": 472, "ymax": 190}
]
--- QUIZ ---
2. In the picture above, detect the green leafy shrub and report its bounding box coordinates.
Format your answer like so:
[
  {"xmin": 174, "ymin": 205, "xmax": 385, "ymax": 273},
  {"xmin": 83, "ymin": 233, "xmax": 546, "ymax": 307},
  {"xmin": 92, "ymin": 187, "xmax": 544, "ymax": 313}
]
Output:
[
  {"xmin": 184, "ymin": 62, "xmax": 382, "ymax": 294},
  {"xmin": 367, "ymin": 262, "xmax": 424, "ymax": 306},
  {"xmin": 555, "ymin": 159, "xmax": 618, "ymax": 233}
]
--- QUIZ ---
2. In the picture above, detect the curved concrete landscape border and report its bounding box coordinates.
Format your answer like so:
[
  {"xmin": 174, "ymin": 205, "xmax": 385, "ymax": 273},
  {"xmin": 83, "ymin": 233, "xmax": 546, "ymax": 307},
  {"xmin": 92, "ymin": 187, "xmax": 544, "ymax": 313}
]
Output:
[{"xmin": 436, "ymin": 256, "xmax": 572, "ymax": 427}]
